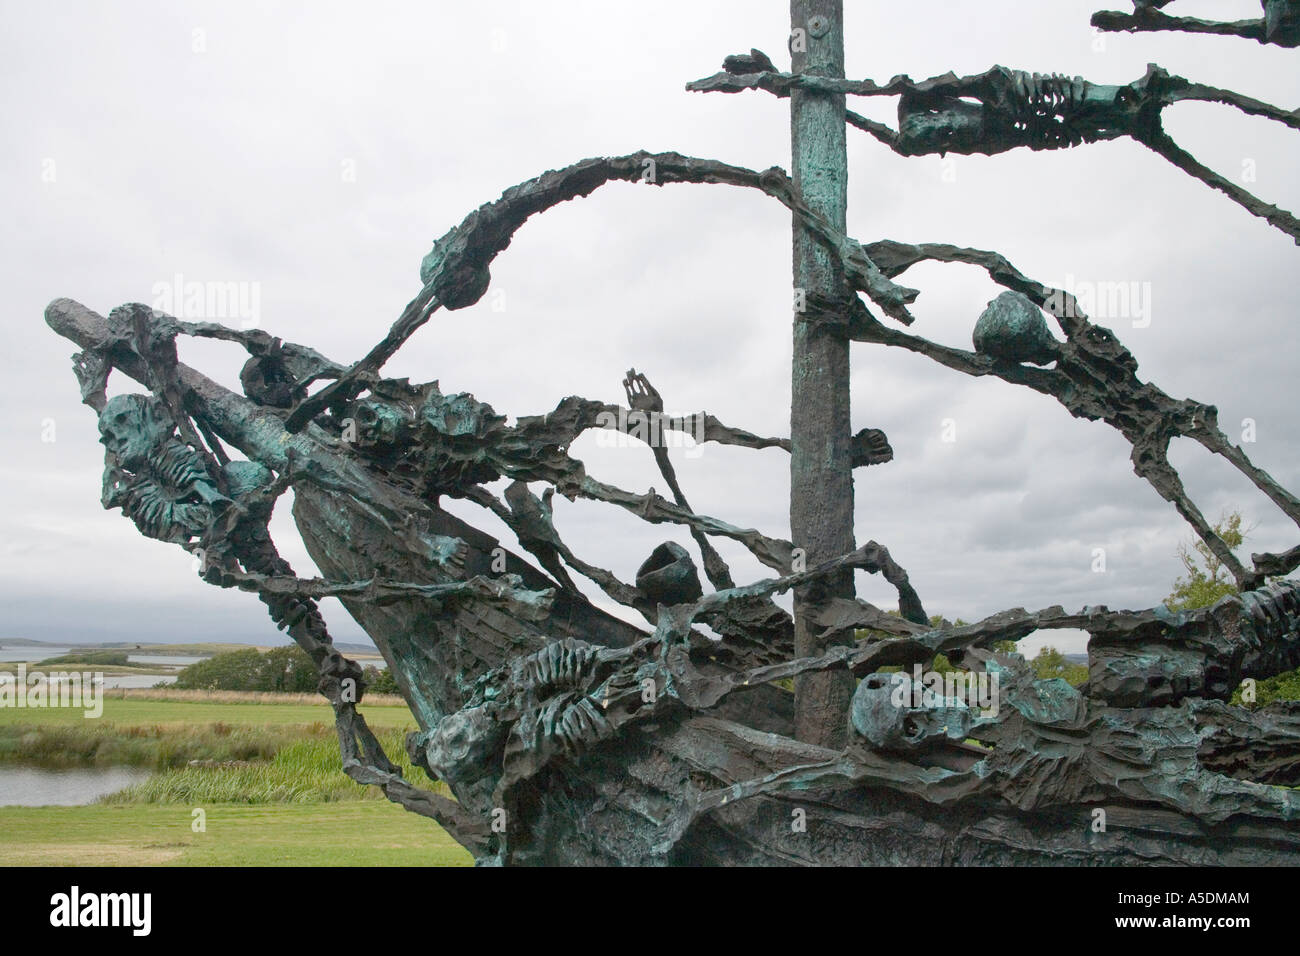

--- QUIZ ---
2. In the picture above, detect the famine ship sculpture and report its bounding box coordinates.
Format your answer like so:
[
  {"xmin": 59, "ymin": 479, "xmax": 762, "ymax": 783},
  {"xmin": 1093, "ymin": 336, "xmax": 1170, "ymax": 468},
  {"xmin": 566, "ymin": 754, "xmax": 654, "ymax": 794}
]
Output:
[{"xmin": 48, "ymin": 1, "xmax": 1300, "ymax": 864}]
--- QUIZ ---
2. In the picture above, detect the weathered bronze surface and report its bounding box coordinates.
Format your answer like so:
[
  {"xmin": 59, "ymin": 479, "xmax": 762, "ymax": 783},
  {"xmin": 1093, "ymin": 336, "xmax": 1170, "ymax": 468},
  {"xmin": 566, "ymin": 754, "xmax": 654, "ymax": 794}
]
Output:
[{"xmin": 46, "ymin": 3, "xmax": 1300, "ymax": 864}]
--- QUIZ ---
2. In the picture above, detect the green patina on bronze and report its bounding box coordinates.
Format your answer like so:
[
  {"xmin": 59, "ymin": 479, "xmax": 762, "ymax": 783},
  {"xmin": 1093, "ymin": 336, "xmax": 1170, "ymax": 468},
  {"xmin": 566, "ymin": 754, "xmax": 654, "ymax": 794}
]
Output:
[
  {"xmin": 972, "ymin": 291, "xmax": 1060, "ymax": 366},
  {"xmin": 44, "ymin": 0, "xmax": 1300, "ymax": 864},
  {"xmin": 788, "ymin": 0, "xmax": 857, "ymax": 750}
]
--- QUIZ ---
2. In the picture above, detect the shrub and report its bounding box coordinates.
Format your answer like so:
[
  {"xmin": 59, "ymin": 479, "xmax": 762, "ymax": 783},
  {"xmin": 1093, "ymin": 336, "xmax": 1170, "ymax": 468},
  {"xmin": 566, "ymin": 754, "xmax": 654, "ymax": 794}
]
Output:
[
  {"xmin": 363, "ymin": 665, "xmax": 400, "ymax": 696},
  {"xmin": 173, "ymin": 645, "xmax": 317, "ymax": 692}
]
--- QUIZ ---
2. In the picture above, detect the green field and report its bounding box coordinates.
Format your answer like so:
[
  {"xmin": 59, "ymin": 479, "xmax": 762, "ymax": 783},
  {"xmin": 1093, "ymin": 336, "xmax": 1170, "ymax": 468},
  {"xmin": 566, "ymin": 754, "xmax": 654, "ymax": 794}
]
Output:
[
  {"xmin": 0, "ymin": 692, "xmax": 471, "ymax": 867},
  {"xmin": 0, "ymin": 802, "xmax": 472, "ymax": 866},
  {"xmin": 0, "ymin": 694, "xmax": 413, "ymax": 729},
  {"xmin": 1, "ymin": 662, "xmax": 180, "ymax": 676}
]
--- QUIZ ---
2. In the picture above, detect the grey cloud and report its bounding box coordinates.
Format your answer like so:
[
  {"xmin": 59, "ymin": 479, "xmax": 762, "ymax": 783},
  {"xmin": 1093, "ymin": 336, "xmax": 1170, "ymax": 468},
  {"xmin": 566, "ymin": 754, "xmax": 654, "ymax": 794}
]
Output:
[{"xmin": 2, "ymin": 0, "xmax": 1296, "ymax": 660}]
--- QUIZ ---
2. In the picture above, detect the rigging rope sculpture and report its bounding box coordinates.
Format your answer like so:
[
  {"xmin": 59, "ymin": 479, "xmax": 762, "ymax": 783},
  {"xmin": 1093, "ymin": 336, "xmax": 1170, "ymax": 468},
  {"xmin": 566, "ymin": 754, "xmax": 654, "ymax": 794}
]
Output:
[{"xmin": 47, "ymin": 1, "xmax": 1300, "ymax": 864}]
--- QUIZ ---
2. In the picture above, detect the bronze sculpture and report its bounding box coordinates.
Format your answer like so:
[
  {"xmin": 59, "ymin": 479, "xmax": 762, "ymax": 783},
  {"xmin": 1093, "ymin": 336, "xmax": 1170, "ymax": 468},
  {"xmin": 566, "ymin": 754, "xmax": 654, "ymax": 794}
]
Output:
[{"xmin": 46, "ymin": 1, "xmax": 1300, "ymax": 864}]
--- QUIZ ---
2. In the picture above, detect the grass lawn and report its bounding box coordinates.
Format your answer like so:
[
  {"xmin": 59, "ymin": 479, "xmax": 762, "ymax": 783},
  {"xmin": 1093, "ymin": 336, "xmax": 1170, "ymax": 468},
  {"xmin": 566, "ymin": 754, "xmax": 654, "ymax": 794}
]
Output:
[
  {"xmin": 0, "ymin": 801, "xmax": 472, "ymax": 866},
  {"xmin": 0, "ymin": 691, "xmax": 473, "ymax": 866}
]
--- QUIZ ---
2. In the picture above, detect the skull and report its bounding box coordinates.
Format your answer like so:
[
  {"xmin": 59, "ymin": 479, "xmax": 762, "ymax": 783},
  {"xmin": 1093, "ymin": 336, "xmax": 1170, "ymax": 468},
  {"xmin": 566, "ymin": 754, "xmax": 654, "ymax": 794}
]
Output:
[
  {"xmin": 419, "ymin": 386, "xmax": 499, "ymax": 439},
  {"xmin": 897, "ymin": 94, "xmax": 987, "ymax": 157},
  {"xmin": 98, "ymin": 394, "xmax": 171, "ymax": 470},
  {"xmin": 239, "ymin": 353, "xmax": 302, "ymax": 408},
  {"xmin": 849, "ymin": 671, "xmax": 980, "ymax": 752},
  {"xmin": 349, "ymin": 398, "xmax": 412, "ymax": 449},
  {"xmin": 410, "ymin": 705, "xmax": 508, "ymax": 809}
]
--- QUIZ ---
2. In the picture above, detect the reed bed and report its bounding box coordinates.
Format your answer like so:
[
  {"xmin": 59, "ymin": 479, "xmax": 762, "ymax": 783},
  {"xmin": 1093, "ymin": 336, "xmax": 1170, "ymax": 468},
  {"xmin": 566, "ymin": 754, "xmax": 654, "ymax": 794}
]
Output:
[
  {"xmin": 102, "ymin": 727, "xmax": 444, "ymax": 804},
  {"xmin": 103, "ymin": 687, "xmax": 406, "ymax": 707}
]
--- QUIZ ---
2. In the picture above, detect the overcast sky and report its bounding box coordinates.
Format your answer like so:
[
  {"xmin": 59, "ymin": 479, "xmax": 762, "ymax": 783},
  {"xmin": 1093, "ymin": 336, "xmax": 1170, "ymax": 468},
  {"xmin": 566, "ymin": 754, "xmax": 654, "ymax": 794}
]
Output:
[{"xmin": 2, "ymin": 0, "xmax": 1298, "ymax": 658}]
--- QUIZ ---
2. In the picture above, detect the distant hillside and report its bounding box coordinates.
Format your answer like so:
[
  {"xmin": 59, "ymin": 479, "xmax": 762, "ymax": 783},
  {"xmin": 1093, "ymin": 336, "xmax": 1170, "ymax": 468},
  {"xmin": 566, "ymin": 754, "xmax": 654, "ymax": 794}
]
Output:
[{"xmin": 0, "ymin": 639, "xmax": 381, "ymax": 658}]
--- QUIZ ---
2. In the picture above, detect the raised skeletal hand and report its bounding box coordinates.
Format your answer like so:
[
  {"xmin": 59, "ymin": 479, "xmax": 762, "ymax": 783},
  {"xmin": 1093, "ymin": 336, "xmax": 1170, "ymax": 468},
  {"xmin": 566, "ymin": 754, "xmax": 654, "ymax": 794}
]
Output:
[{"xmin": 623, "ymin": 368, "xmax": 663, "ymax": 415}]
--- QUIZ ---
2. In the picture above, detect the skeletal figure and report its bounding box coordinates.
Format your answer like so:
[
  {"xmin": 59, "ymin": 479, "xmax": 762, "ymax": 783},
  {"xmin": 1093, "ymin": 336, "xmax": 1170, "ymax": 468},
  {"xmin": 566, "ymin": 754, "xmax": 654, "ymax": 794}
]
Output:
[
  {"xmin": 886, "ymin": 64, "xmax": 1300, "ymax": 242},
  {"xmin": 623, "ymin": 368, "xmax": 736, "ymax": 590},
  {"xmin": 1093, "ymin": 0, "xmax": 1300, "ymax": 49},
  {"xmin": 694, "ymin": 651, "xmax": 1300, "ymax": 827},
  {"xmin": 98, "ymin": 393, "xmax": 229, "ymax": 544},
  {"xmin": 39, "ymin": 0, "xmax": 1300, "ymax": 866},
  {"xmin": 689, "ymin": 60, "xmax": 1300, "ymax": 242},
  {"xmin": 846, "ymin": 658, "xmax": 1300, "ymax": 824},
  {"xmin": 894, "ymin": 67, "xmax": 1149, "ymax": 156}
]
